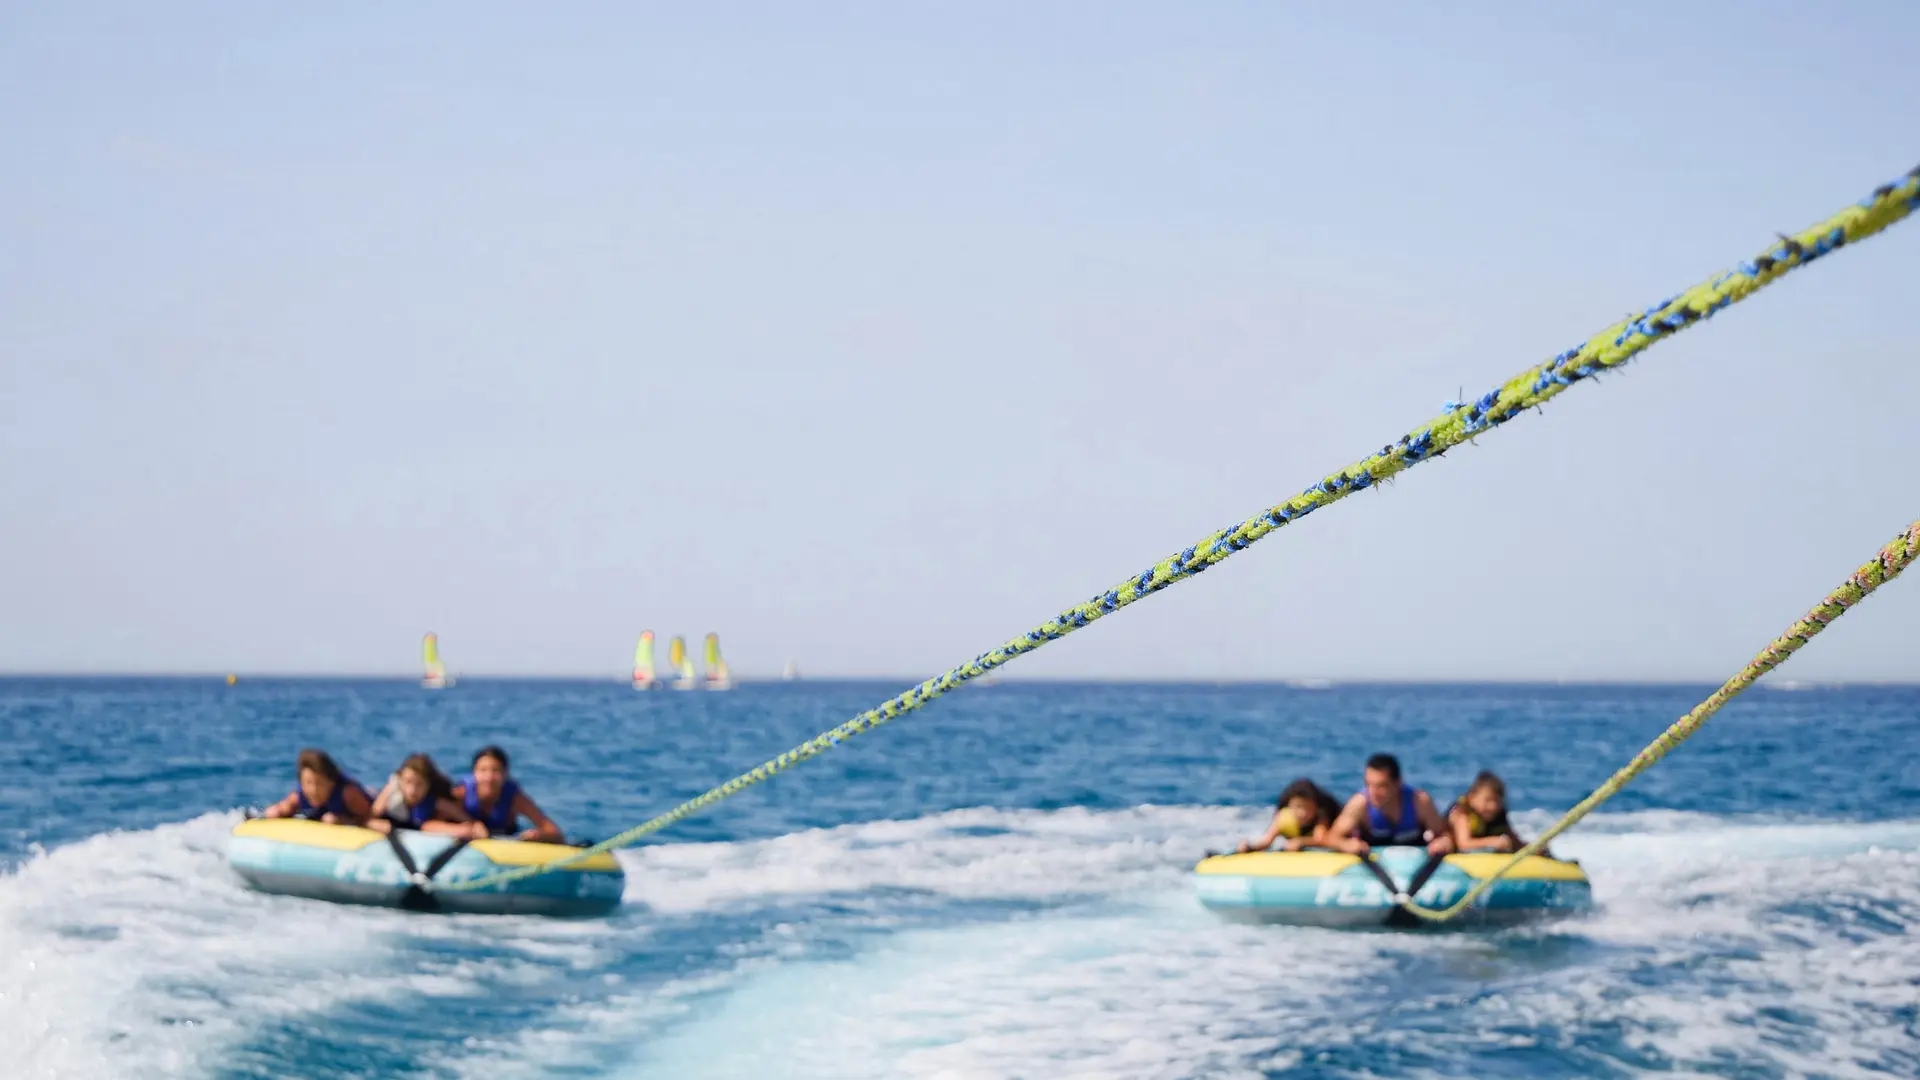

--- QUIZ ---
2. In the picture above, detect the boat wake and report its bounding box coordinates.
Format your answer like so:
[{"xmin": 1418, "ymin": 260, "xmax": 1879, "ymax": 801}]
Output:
[{"xmin": 3, "ymin": 807, "xmax": 1917, "ymax": 1078}]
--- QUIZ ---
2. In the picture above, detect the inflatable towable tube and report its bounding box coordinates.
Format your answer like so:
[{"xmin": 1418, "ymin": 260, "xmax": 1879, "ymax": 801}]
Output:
[
  {"xmin": 227, "ymin": 818, "xmax": 624, "ymax": 916},
  {"xmin": 1193, "ymin": 848, "xmax": 1590, "ymax": 928}
]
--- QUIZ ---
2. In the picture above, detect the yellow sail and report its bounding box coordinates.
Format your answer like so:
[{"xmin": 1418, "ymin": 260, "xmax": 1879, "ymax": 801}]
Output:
[
  {"xmin": 633, "ymin": 630, "xmax": 657, "ymax": 688},
  {"xmin": 704, "ymin": 633, "xmax": 733, "ymax": 689},
  {"xmin": 669, "ymin": 635, "xmax": 695, "ymax": 685},
  {"xmin": 422, "ymin": 632, "xmax": 447, "ymax": 688}
]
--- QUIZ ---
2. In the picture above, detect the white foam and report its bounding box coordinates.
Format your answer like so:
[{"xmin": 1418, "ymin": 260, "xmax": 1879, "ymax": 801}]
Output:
[
  {"xmin": 625, "ymin": 907, "xmax": 1397, "ymax": 1080},
  {"xmin": 614, "ymin": 804, "xmax": 1252, "ymax": 914},
  {"xmin": 0, "ymin": 812, "xmax": 658, "ymax": 1079},
  {"xmin": 1540, "ymin": 814, "xmax": 1920, "ymax": 1076},
  {"xmin": 427, "ymin": 806, "xmax": 1267, "ymax": 1078},
  {"xmin": 8, "ymin": 806, "xmax": 1919, "ymax": 1078},
  {"xmin": 0, "ymin": 813, "xmax": 390, "ymax": 1076},
  {"xmin": 585, "ymin": 808, "xmax": 1920, "ymax": 1080}
]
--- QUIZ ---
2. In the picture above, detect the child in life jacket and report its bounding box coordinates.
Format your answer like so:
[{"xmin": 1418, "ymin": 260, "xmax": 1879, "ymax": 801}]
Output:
[
  {"xmin": 1237, "ymin": 777, "xmax": 1343, "ymax": 852},
  {"xmin": 365, "ymin": 753, "xmax": 472, "ymax": 835},
  {"xmin": 1448, "ymin": 770, "xmax": 1549, "ymax": 856},
  {"xmin": 262, "ymin": 748, "xmax": 373, "ymax": 825}
]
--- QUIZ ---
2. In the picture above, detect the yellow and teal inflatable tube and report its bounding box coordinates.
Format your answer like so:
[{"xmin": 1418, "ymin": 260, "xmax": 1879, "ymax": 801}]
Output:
[
  {"xmin": 227, "ymin": 818, "xmax": 625, "ymax": 916},
  {"xmin": 1193, "ymin": 848, "xmax": 1590, "ymax": 928}
]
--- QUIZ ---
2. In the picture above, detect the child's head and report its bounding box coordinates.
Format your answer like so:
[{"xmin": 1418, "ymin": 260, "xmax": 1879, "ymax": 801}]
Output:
[
  {"xmin": 398, "ymin": 753, "xmax": 450, "ymax": 805},
  {"xmin": 1278, "ymin": 778, "xmax": 1338, "ymax": 827},
  {"xmin": 297, "ymin": 747, "xmax": 343, "ymax": 806},
  {"xmin": 471, "ymin": 745, "xmax": 511, "ymax": 799},
  {"xmin": 1465, "ymin": 770, "xmax": 1507, "ymax": 819}
]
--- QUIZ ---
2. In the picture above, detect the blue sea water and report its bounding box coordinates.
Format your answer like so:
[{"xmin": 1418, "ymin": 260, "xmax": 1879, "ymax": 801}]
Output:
[{"xmin": 3, "ymin": 678, "xmax": 1917, "ymax": 1079}]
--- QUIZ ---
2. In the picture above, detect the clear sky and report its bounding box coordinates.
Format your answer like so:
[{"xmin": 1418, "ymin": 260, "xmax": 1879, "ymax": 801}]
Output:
[{"xmin": 3, "ymin": 4, "xmax": 1916, "ymax": 680}]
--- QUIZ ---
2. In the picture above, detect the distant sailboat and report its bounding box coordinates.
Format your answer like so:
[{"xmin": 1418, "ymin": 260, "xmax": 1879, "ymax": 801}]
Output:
[
  {"xmin": 633, "ymin": 631, "xmax": 659, "ymax": 691},
  {"xmin": 703, "ymin": 633, "xmax": 734, "ymax": 691},
  {"xmin": 668, "ymin": 635, "xmax": 697, "ymax": 691},
  {"xmin": 422, "ymin": 632, "xmax": 450, "ymax": 690},
  {"xmin": 783, "ymin": 659, "xmax": 800, "ymax": 682}
]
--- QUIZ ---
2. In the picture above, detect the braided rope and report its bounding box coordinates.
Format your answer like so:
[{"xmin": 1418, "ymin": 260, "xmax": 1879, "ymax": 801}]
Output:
[
  {"xmin": 1394, "ymin": 521, "xmax": 1920, "ymax": 922},
  {"xmin": 436, "ymin": 167, "xmax": 1920, "ymax": 894}
]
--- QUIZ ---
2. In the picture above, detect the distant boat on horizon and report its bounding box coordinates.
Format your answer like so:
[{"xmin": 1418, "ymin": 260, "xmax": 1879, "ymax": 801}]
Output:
[
  {"xmin": 422, "ymin": 633, "xmax": 452, "ymax": 690},
  {"xmin": 633, "ymin": 631, "xmax": 659, "ymax": 691},
  {"xmin": 668, "ymin": 635, "xmax": 697, "ymax": 691},
  {"xmin": 783, "ymin": 659, "xmax": 800, "ymax": 682},
  {"xmin": 703, "ymin": 633, "xmax": 734, "ymax": 691},
  {"xmin": 1287, "ymin": 678, "xmax": 1335, "ymax": 691}
]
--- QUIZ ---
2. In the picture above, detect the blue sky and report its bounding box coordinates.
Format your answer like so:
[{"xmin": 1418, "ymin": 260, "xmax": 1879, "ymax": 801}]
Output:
[{"xmin": 3, "ymin": 4, "xmax": 1916, "ymax": 679}]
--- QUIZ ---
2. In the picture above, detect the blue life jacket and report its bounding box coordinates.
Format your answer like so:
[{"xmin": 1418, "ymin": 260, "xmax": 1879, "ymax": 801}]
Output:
[
  {"xmin": 295, "ymin": 774, "xmax": 366, "ymax": 821},
  {"xmin": 403, "ymin": 796, "xmax": 436, "ymax": 829},
  {"xmin": 384, "ymin": 786, "xmax": 437, "ymax": 830},
  {"xmin": 1361, "ymin": 784, "xmax": 1426, "ymax": 846},
  {"xmin": 462, "ymin": 775, "xmax": 523, "ymax": 835}
]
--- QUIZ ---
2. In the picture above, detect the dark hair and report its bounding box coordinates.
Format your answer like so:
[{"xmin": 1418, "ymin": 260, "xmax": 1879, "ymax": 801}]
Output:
[
  {"xmin": 399, "ymin": 753, "xmax": 456, "ymax": 803},
  {"xmin": 472, "ymin": 745, "xmax": 510, "ymax": 771},
  {"xmin": 1465, "ymin": 769, "xmax": 1506, "ymax": 801},
  {"xmin": 1276, "ymin": 777, "xmax": 1342, "ymax": 824},
  {"xmin": 1364, "ymin": 753, "xmax": 1401, "ymax": 781},
  {"xmin": 296, "ymin": 748, "xmax": 343, "ymax": 784}
]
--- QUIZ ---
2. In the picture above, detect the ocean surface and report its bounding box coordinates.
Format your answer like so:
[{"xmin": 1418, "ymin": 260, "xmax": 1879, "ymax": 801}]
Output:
[{"xmin": 3, "ymin": 678, "xmax": 1917, "ymax": 1079}]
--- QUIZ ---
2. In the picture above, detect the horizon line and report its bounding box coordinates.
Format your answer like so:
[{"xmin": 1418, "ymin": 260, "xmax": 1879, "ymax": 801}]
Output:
[{"xmin": 0, "ymin": 672, "xmax": 1912, "ymax": 688}]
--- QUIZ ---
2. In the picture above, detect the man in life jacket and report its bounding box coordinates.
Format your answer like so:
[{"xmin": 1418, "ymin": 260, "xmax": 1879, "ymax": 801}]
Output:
[{"xmin": 1322, "ymin": 753, "xmax": 1455, "ymax": 857}]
